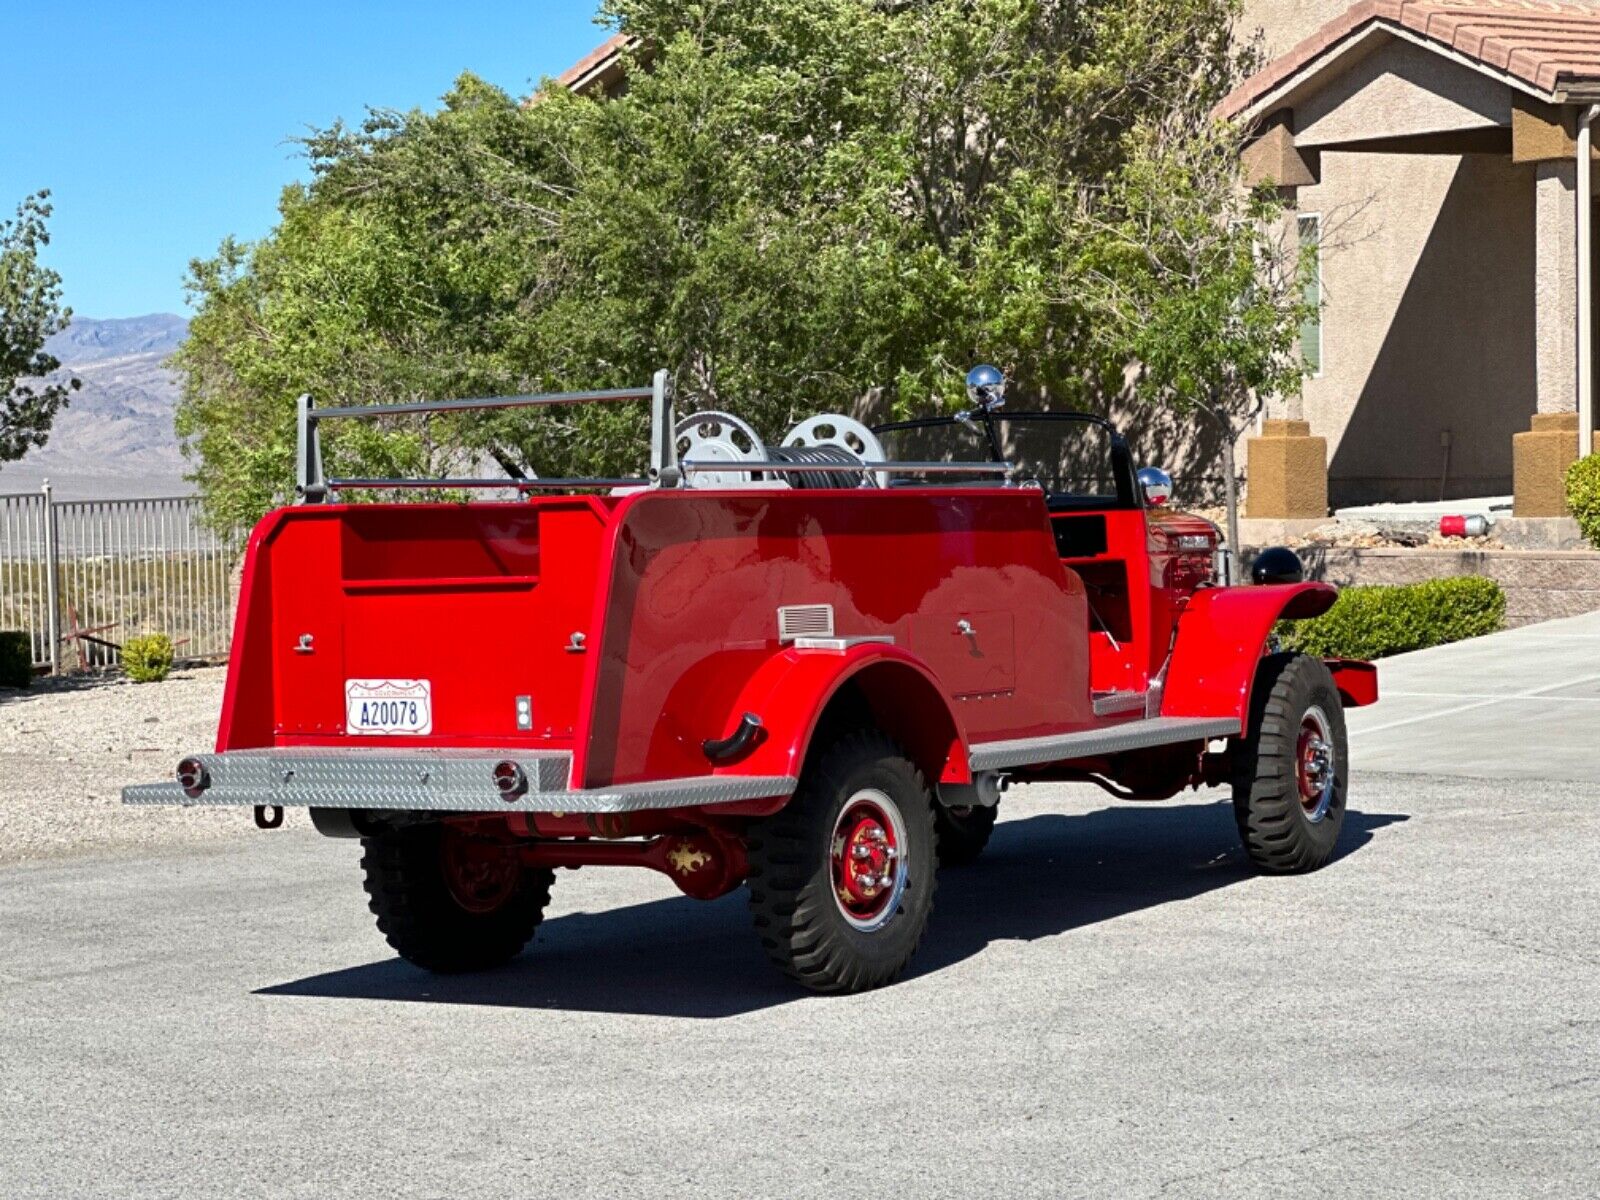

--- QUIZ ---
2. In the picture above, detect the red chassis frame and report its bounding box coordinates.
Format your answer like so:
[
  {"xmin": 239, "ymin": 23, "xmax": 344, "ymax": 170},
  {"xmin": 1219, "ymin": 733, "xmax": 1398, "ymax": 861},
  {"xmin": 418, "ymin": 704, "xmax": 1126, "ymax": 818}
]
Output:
[{"xmin": 188, "ymin": 483, "xmax": 1374, "ymax": 898}]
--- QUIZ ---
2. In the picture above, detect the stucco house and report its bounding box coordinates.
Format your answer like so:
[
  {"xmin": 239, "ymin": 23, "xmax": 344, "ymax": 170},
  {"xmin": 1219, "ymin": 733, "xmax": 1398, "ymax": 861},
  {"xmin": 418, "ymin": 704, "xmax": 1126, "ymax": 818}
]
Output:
[
  {"xmin": 555, "ymin": 5, "xmax": 1600, "ymax": 519},
  {"xmin": 1228, "ymin": 0, "xmax": 1600, "ymax": 519}
]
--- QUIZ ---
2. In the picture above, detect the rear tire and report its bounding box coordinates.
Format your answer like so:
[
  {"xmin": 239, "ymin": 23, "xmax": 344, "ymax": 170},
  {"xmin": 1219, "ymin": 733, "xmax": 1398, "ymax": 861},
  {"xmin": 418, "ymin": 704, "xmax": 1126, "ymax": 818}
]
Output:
[
  {"xmin": 361, "ymin": 823, "xmax": 554, "ymax": 972},
  {"xmin": 1232, "ymin": 653, "xmax": 1348, "ymax": 874},
  {"xmin": 746, "ymin": 732, "xmax": 937, "ymax": 993},
  {"xmin": 934, "ymin": 802, "xmax": 998, "ymax": 866}
]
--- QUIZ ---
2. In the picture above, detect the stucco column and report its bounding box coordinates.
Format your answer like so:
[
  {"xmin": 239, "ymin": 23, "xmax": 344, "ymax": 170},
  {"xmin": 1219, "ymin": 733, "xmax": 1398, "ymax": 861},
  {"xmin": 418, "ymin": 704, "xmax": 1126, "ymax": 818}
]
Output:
[
  {"xmin": 1244, "ymin": 419, "xmax": 1328, "ymax": 519},
  {"xmin": 1516, "ymin": 160, "xmax": 1597, "ymax": 516},
  {"xmin": 1534, "ymin": 160, "xmax": 1578, "ymax": 415}
]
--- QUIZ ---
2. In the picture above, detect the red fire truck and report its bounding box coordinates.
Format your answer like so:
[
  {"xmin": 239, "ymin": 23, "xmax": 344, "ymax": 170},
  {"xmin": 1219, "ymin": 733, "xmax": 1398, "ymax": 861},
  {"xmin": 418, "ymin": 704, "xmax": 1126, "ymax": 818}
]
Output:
[{"xmin": 125, "ymin": 368, "xmax": 1376, "ymax": 993}]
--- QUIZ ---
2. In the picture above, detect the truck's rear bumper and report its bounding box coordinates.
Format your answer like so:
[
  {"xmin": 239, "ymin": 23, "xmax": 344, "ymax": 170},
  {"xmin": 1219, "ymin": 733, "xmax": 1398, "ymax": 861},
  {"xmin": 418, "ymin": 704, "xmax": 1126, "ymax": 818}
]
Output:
[{"xmin": 121, "ymin": 749, "xmax": 797, "ymax": 814}]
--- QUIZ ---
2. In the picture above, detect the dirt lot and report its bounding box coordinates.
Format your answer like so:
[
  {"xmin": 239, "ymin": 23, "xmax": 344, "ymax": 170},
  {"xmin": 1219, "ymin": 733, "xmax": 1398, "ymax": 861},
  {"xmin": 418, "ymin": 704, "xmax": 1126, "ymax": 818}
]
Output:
[{"xmin": 0, "ymin": 667, "xmax": 302, "ymax": 865}]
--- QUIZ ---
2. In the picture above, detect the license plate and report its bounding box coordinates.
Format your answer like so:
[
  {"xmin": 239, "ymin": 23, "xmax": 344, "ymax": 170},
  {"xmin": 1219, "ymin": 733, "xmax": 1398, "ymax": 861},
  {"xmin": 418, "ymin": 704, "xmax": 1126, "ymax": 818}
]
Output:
[{"xmin": 345, "ymin": 679, "xmax": 432, "ymax": 735}]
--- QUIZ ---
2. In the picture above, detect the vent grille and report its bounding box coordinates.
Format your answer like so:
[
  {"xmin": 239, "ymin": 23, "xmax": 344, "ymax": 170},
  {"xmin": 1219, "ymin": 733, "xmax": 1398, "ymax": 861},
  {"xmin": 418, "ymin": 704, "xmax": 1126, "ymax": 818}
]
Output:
[{"xmin": 778, "ymin": 604, "xmax": 834, "ymax": 642}]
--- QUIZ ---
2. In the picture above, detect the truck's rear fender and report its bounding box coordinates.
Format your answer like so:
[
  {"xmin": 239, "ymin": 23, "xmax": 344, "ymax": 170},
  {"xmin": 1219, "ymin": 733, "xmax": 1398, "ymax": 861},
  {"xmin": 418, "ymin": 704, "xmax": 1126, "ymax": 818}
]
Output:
[
  {"xmin": 1161, "ymin": 582, "xmax": 1371, "ymax": 725},
  {"xmin": 719, "ymin": 644, "xmax": 971, "ymax": 790}
]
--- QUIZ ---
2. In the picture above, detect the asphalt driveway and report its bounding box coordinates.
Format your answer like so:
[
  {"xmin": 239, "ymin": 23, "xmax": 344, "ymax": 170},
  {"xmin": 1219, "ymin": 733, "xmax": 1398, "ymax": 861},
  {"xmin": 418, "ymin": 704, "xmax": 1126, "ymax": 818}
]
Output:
[
  {"xmin": 1348, "ymin": 608, "xmax": 1600, "ymax": 781},
  {"xmin": 1, "ymin": 620, "xmax": 1596, "ymax": 1198}
]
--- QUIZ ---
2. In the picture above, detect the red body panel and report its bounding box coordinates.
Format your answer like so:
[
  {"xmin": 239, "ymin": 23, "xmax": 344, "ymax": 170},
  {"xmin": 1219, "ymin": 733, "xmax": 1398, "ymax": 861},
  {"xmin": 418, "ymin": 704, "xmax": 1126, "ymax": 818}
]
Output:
[
  {"xmin": 577, "ymin": 489, "xmax": 1088, "ymax": 787},
  {"xmin": 217, "ymin": 486, "xmax": 1371, "ymax": 797},
  {"xmin": 220, "ymin": 500, "xmax": 610, "ymax": 752},
  {"xmin": 1327, "ymin": 658, "xmax": 1379, "ymax": 707},
  {"xmin": 221, "ymin": 489, "xmax": 1088, "ymax": 785},
  {"xmin": 1160, "ymin": 583, "xmax": 1337, "ymax": 722}
]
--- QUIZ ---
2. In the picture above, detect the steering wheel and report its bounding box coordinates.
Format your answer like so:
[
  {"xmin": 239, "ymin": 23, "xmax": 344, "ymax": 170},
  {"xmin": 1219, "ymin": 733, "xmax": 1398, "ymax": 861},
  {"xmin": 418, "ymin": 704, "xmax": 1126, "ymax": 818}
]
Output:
[
  {"xmin": 674, "ymin": 411, "xmax": 768, "ymax": 488},
  {"xmin": 781, "ymin": 414, "xmax": 887, "ymax": 487}
]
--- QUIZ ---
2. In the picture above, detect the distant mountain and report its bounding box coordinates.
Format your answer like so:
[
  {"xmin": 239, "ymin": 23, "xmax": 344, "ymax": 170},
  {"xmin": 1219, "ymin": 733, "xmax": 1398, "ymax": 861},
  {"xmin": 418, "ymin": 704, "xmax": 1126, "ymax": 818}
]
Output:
[
  {"xmin": 43, "ymin": 313, "xmax": 190, "ymax": 366},
  {"xmin": 0, "ymin": 315, "xmax": 192, "ymax": 500}
]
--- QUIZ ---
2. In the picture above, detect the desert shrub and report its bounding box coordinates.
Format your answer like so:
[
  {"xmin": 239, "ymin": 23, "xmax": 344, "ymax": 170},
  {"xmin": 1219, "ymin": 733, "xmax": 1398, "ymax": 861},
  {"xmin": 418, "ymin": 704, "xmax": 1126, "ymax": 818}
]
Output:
[
  {"xmin": 1566, "ymin": 453, "xmax": 1600, "ymax": 549},
  {"xmin": 121, "ymin": 633, "xmax": 175, "ymax": 683},
  {"xmin": 0, "ymin": 631, "xmax": 30, "ymax": 688},
  {"xmin": 1278, "ymin": 576, "xmax": 1505, "ymax": 660}
]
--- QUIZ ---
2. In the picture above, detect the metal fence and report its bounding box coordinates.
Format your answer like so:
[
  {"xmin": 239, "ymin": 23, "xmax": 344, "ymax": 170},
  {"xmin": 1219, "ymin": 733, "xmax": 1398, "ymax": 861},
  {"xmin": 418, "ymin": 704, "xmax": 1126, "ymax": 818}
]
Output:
[{"xmin": 0, "ymin": 486, "xmax": 239, "ymax": 672}]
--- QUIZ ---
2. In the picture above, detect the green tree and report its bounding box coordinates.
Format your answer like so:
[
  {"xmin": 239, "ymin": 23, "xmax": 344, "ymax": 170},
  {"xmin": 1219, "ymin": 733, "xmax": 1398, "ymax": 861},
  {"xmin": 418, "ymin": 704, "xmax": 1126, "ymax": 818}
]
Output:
[
  {"xmin": 1, "ymin": 192, "xmax": 79, "ymax": 462},
  {"xmin": 1075, "ymin": 95, "xmax": 1317, "ymax": 551},
  {"xmin": 176, "ymin": 0, "xmax": 1307, "ymax": 534}
]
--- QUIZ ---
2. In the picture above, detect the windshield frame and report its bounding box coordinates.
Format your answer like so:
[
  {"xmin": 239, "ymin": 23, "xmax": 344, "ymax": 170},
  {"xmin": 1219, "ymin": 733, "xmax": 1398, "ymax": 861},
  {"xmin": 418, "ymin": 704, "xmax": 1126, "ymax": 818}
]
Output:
[{"xmin": 872, "ymin": 410, "xmax": 1141, "ymax": 510}]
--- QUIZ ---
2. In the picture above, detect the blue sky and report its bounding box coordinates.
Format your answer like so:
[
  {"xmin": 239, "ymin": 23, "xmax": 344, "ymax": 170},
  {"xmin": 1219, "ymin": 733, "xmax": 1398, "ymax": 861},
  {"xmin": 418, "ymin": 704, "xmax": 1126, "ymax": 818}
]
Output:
[{"xmin": 1, "ymin": 1, "xmax": 607, "ymax": 319}]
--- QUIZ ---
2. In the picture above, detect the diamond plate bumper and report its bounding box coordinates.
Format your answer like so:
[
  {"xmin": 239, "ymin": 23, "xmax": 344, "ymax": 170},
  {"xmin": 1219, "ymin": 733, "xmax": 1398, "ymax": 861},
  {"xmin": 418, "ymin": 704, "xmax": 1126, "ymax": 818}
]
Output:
[{"xmin": 121, "ymin": 748, "xmax": 796, "ymax": 814}]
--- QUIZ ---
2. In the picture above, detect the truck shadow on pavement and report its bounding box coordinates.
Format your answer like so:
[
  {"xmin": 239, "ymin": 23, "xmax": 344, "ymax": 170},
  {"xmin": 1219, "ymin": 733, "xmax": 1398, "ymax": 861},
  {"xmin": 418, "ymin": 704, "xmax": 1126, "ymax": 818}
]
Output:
[{"xmin": 259, "ymin": 799, "xmax": 1406, "ymax": 1019}]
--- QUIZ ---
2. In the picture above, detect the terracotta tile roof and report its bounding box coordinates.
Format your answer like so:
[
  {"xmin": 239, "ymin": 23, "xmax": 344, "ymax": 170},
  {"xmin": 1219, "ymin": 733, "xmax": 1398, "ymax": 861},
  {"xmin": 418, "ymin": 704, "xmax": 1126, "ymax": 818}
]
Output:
[
  {"xmin": 1219, "ymin": 0, "xmax": 1600, "ymax": 119},
  {"xmin": 554, "ymin": 32, "xmax": 632, "ymax": 92}
]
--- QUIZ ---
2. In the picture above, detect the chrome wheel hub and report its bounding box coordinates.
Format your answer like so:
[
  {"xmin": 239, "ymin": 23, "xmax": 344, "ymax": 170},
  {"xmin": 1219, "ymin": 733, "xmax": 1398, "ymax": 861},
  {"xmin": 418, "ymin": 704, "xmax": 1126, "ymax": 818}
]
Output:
[
  {"xmin": 1296, "ymin": 705, "xmax": 1337, "ymax": 823},
  {"xmin": 830, "ymin": 789, "xmax": 910, "ymax": 932}
]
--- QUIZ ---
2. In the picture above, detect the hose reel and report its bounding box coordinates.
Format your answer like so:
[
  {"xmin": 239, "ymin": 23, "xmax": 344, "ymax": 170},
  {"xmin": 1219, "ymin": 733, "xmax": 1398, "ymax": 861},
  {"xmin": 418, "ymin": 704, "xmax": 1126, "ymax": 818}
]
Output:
[
  {"xmin": 675, "ymin": 409, "xmax": 888, "ymax": 490},
  {"xmin": 674, "ymin": 411, "xmax": 767, "ymax": 488},
  {"xmin": 781, "ymin": 414, "xmax": 887, "ymax": 488}
]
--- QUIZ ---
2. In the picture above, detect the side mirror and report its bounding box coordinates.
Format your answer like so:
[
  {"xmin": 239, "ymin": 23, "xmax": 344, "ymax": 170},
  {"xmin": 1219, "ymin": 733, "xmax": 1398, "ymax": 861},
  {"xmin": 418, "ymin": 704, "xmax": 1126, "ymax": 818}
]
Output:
[{"xmin": 1137, "ymin": 466, "xmax": 1172, "ymax": 507}]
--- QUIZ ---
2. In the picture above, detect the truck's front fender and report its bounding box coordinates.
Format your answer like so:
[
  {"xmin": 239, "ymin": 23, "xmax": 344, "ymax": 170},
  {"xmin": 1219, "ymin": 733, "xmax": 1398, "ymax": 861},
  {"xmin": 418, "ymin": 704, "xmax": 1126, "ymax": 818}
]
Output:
[
  {"xmin": 1161, "ymin": 583, "xmax": 1347, "ymax": 724},
  {"xmin": 716, "ymin": 644, "xmax": 972, "ymax": 787}
]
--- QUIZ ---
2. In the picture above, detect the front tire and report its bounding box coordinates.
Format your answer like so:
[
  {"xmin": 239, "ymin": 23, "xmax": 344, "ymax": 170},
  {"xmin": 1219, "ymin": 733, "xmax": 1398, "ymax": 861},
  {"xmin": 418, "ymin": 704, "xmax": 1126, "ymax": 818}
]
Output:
[
  {"xmin": 746, "ymin": 732, "xmax": 937, "ymax": 993},
  {"xmin": 1232, "ymin": 653, "xmax": 1348, "ymax": 874},
  {"xmin": 361, "ymin": 823, "xmax": 554, "ymax": 972}
]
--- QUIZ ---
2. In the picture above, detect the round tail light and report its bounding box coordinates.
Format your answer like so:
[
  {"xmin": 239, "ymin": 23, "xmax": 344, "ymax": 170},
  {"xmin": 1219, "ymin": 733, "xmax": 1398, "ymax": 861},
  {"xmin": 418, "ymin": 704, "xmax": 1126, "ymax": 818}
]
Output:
[
  {"xmin": 492, "ymin": 760, "xmax": 527, "ymax": 800},
  {"xmin": 176, "ymin": 757, "xmax": 210, "ymax": 798}
]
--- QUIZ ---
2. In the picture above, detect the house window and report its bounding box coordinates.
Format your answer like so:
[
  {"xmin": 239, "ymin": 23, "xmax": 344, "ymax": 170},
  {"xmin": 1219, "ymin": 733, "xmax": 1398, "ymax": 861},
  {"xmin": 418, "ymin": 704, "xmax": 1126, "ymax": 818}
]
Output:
[{"xmin": 1298, "ymin": 214, "xmax": 1322, "ymax": 375}]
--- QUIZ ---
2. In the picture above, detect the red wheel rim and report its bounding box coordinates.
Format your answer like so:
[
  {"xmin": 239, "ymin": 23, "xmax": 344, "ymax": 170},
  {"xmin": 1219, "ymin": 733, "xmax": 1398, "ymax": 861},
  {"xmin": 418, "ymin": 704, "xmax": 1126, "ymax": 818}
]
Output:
[
  {"xmin": 1295, "ymin": 706, "xmax": 1336, "ymax": 823},
  {"xmin": 830, "ymin": 789, "xmax": 908, "ymax": 931},
  {"xmin": 440, "ymin": 828, "xmax": 520, "ymax": 913}
]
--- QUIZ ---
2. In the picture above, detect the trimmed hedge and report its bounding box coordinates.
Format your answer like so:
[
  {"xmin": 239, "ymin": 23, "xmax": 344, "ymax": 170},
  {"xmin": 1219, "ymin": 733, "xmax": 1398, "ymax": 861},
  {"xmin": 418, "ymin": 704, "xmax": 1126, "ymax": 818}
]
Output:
[
  {"xmin": 121, "ymin": 633, "xmax": 175, "ymax": 684},
  {"xmin": 1567, "ymin": 453, "xmax": 1600, "ymax": 550},
  {"xmin": 0, "ymin": 631, "xmax": 30, "ymax": 689},
  {"xmin": 1278, "ymin": 576, "xmax": 1505, "ymax": 660}
]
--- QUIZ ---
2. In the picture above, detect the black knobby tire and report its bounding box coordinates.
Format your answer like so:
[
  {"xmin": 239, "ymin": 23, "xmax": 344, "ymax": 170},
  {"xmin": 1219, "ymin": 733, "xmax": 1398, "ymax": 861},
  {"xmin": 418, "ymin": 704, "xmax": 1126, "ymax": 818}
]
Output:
[
  {"xmin": 361, "ymin": 824, "xmax": 554, "ymax": 973},
  {"xmin": 1232, "ymin": 652, "xmax": 1348, "ymax": 874},
  {"xmin": 934, "ymin": 802, "xmax": 998, "ymax": 867},
  {"xmin": 746, "ymin": 732, "xmax": 937, "ymax": 993}
]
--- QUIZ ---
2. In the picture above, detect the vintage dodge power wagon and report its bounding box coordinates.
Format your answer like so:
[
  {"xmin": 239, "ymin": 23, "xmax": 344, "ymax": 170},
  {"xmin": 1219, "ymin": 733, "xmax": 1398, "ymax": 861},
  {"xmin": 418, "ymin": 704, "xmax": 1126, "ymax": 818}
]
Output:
[{"xmin": 125, "ymin": 367, "xmax": 1376, "ymax": 993}]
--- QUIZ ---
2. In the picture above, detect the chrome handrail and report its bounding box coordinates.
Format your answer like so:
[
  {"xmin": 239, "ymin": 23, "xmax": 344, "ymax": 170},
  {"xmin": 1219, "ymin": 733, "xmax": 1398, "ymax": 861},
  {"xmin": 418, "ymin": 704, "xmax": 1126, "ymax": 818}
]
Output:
[
  {"xmin": 295, "ymin": 370, "xmax": 675, "ymax": 502},
  {"xmin": 325, "ymin": 477, "xmax": 648, "ymax": 491},
  {"xmin": 681, "ymin": 459, "xmax": 1013, "ymax": 476},
  {"xmin": 313, "ymin": 386, "xmax": 655, "ymax": 419}
]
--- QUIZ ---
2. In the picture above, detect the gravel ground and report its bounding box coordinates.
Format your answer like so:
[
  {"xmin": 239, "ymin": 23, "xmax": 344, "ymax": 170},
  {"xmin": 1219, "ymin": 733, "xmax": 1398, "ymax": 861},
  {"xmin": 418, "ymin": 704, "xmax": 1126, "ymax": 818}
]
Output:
[{"xmin": 0, "ymin": 667, "xmax": 303, "ymax": 865}]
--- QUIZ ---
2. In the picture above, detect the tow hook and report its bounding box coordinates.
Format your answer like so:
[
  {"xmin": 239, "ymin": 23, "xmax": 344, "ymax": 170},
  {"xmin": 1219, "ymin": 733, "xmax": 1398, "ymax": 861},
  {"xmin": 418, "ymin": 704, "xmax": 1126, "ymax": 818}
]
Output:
[
  {"xmin": 703, "ymin": 712, "xmax": 764, "ymax": 763},
  {"xmin": 254, "ymin": 805, "xmax": 284, "ymax": 830}
]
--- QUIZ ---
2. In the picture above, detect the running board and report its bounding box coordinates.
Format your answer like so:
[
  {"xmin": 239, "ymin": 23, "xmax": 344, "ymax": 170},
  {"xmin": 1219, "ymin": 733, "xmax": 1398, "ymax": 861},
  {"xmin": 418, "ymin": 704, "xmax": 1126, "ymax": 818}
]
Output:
[{"xmin": 968, "ymin": 716, "xmax": 1239, "ymax": 773}]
